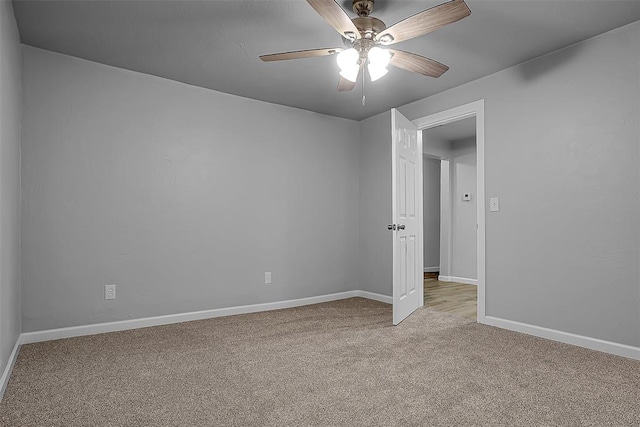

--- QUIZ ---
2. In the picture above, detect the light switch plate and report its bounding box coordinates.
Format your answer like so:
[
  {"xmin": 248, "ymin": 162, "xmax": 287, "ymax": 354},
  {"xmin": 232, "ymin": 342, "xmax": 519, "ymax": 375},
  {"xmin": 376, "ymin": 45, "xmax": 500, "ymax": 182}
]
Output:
[
  {"xmin": 490, "ymin": 197, "xmax": 500, "ymax": 212},
  {"xmin": 264, "ymin": 272, "xmax": 272, "ymax": 284}
]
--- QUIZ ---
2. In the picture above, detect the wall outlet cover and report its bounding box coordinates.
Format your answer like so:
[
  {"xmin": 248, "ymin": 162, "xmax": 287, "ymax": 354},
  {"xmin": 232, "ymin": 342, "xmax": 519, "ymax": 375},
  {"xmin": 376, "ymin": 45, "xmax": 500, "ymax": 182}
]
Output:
[{"xmin": 105, "ymin": 284, "xmax": 116, "ymax": 300}]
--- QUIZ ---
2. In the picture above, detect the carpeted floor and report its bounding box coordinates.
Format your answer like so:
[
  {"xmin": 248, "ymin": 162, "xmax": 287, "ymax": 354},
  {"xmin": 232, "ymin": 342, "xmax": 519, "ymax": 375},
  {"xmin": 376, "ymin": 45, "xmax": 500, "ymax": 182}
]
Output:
[{"xmin": 1, "ymin": 297, "xmax": 639, "ymax": 426}]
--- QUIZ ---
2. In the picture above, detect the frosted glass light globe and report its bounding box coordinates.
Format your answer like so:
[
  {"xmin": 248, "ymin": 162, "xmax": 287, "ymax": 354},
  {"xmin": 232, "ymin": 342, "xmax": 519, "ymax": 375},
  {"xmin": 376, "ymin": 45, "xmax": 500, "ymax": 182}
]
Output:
[
  {"xmin": 367, "ymin": 64, "xmax": 388, "ymax": 81},
  {"xmin": 336, "ymin": 48, "xmax": 359, "ymax": 71},
  {"xmin": 368, "ymin": 47, "xmax": 391, "ymax": 68},
  {"xmin": 340, "ymin": 66, "xmax": 360, "ymax": 82}
]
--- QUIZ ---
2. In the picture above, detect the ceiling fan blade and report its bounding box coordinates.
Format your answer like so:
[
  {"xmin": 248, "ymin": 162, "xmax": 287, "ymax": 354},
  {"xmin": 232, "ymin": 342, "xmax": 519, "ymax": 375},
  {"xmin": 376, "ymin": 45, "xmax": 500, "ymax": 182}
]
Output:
[
  {"xmin": 337, "ymin": 76, "xmax": 357, "ymax": 92},
  {"xmin": 337, "ymin": 62, "xmax": 364, "ymax": 92},
  {"xmin": 306, "ymin": 0, "xmax": 361, "ymax": 40},
  {"xmin": 388, "ymin": 49, "xmax": 449, "ymax": 78},
  {"xmin": 376, "ymin": 0, "xmax": 471, "ymax": 45},
  {"xmin": 260, "ymin": 47, "xmax": 343, "ymax": 62}
]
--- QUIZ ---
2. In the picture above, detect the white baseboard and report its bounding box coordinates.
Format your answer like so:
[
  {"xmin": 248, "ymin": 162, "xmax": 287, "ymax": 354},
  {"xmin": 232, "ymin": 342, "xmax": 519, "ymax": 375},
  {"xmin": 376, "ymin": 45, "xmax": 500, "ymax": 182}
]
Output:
[
  {"xmin": 4, "ymin": 292, "xmax": 638, "ymax": 403},
  {"xmin": 0, "ymin": 336, "xmax": 21, "ymax": 401},
  {"xmin": 484, "ymin": 316, "xmax": 640, "ymax": 361},
  {"xmin": 20, "ymin": 290, "xmax": 392, "ymax": 345},
  {"xmin": 438, "ymin": 275, "xmax": 477, "ymax": 286},
  {"xmin": 354, "ymin": 290, "xmax": 392, "ymax": 304},
  {"xmin": 423, "ymin": 266, "xmax": 440, "ymax": 273}
]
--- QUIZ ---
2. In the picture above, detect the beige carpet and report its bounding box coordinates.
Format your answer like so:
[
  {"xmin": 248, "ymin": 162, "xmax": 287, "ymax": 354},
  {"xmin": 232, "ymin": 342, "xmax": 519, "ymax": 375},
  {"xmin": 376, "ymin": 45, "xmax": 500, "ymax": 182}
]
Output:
[{"xmin": 1, "ymin": 298, "xmax": 639, "ymax": 426}]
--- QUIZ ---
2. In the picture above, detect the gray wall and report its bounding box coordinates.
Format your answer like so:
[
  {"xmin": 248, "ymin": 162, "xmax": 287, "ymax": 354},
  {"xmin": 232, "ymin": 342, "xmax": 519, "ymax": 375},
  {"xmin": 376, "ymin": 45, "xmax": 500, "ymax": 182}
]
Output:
[
  {"xmin": 422, "ymin": 134, "xmax": 452, "ymax": 159},
  {"xmin": 358, "ymin": 111, "xmax": 392, "ymax": 296},
  {"xmin": 0, "ymin": 0, "xmax": 22, "ymax": 382},
  {"xmin": 423, "ymin": 132, "xmax": 453, "ymax": 277},
  {"xmin": 422, "ymin": 156, "xmax": 440, "ymax": 270},
  {"xmin": 450, "ymin": 138, "xmax": 476, "ymax": 280},
  {"xmin": 400, "ymin": 21, "xmax": 640, "ymax": 347},
  {"xmin": 21, "ymin": 46, "xmax": 360, "ymax": 332}
]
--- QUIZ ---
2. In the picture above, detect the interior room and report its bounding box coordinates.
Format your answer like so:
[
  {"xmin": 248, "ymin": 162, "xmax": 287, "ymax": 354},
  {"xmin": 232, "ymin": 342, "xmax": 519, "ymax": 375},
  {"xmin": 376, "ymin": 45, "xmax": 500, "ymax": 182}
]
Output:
[{"xmin": 1, "ymin": 0, "xmax": 639, "ymax": 425}]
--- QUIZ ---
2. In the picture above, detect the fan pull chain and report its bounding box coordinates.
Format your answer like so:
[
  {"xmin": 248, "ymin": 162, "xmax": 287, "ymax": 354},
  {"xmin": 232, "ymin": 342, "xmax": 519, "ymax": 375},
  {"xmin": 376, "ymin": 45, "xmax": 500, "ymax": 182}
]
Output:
[{"xmin": 362, "ymin": 64, "xmax": 366, "ymax": 106}]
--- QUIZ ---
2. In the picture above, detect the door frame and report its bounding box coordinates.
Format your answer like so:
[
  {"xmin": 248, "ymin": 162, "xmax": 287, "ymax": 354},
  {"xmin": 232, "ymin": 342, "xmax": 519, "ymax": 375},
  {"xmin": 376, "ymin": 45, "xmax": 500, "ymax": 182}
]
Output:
[{"xmin": 412, "ymin": 99, "xmax": 486, "ymax": 323}]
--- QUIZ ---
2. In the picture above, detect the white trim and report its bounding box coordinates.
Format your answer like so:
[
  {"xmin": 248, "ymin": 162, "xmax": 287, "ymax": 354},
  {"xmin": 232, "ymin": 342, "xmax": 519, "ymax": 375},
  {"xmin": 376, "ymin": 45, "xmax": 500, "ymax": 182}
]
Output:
[
  {"xmin": 423, "ymin": 266, "xmax": 440, "ymax": 273},
  {"xmin": 438, "ymin": 275, "xmax": 477, "ymax": 286},
  {"xmin": 412, "ymin": 99, "xmax": 486, "ymax": 324},
  {"xmin": 0, "ymin": 337, "xmax": 21, "ymax": 401},
  {"xmin": 417, "ymin": 130, "xmax": 425, "ymax": 308},
  {"xmin": 439, "ymin": 159, "xmax": 452, "ymax": 278},
  {"xmin": 484, "ymin": 316, "xmax": 640, "ymax": 361},
  {"xmin": 354, "ymin": 290, "xmax": 393, "ymax": 304},
  {"xmin": 413, "ymin": 100, "xmax": 481, "ymax": 129},
  {"xmin": 19, "ymin": 290, "xmax": 392, "ymax": 345}
]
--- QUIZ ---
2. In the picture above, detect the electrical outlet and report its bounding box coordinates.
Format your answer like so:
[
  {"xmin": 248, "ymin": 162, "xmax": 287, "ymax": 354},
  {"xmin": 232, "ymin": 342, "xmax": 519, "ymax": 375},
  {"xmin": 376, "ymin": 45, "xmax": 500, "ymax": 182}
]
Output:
[
  {"xmin": 105, "ymin": 284, "xmax": 116, "ymax": 300},
  {"xmin": 264, "ymin": 272, "xmax": 272, "ymax": 285}
]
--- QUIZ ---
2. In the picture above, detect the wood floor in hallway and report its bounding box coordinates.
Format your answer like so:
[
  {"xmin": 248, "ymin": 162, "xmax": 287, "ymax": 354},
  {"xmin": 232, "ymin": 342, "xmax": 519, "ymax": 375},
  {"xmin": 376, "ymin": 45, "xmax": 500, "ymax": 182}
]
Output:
[{"xmin": 424, "ymin": 273, "xmax": 477, "ymax": 320}]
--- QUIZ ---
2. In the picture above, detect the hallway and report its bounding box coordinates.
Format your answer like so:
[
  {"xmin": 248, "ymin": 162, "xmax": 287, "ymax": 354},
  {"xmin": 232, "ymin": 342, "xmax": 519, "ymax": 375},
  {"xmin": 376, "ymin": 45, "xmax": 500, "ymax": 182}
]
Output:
[{"xmin": 424, "ymin": 273, "xmax": 477, "ymax": 320}]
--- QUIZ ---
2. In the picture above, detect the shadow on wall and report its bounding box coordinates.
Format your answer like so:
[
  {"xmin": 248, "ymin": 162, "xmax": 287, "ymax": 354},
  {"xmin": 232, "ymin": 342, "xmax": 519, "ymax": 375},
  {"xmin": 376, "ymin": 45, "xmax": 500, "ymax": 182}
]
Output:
[{"xmin": 516, "ymin": 42, "xmax": 584, "ymax": 82}]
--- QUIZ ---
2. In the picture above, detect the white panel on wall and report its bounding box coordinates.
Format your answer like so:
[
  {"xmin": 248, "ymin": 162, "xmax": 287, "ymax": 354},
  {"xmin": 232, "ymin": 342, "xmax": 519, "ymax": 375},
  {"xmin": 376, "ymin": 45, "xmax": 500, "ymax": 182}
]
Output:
[{"xmin": 439, "ymin": 160, "xmax": 451, "ymax": 277}]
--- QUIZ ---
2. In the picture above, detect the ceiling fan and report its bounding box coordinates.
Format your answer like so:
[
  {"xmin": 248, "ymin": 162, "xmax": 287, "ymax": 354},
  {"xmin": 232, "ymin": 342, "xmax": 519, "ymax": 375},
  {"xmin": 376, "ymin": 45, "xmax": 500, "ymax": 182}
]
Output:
[{"xmin": 260, "ymin": 0, "xmax": 471, "ymax": 92}]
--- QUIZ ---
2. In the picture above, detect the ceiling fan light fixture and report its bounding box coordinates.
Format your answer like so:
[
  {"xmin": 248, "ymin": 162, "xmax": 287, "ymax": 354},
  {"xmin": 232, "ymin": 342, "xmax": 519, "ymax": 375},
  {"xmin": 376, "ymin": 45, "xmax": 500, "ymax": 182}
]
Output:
[
  {"xmin": 261, "ymin": 0, "xmax": 470, "ymax": 91},
  {"xmin": 337, "ymin": 48, "xmax": 360, "ymax": 82},
  {"xmin": 337, "ymin": 48, "xmax": 359, "ymax": 71},
  {"xmin": 340, "ymin": 66, "xmax": 360, "ymax": 83},
  {"xmin": 368, "ymin": 47, "xmax": 391, "ymax": 68},
  {"xmin": 367, "ymin": 47, "xmax": 390, "ymax": 81},
  {"xmin": 367, "ymin": 63, "xmax": 388, "ymax": 82}
]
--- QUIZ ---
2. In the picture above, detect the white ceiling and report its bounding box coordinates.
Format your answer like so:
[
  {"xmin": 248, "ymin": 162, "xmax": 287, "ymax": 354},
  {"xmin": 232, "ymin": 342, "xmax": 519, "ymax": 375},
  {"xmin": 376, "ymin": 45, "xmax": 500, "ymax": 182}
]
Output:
[{"xmin": 11, "ymin": 0, "xmax": 640, "ymax": 121}]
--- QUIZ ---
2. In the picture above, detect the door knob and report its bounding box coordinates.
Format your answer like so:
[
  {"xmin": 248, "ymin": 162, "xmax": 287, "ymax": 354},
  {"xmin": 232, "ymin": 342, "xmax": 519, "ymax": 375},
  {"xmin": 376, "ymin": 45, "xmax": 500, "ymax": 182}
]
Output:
[
  {"xmin": 397, "ymin": 224, "xmax": 406, "ymax": 230},
  {"xmin": 387, "ymin": 224, "xmax": 397, "ymax": 231}
]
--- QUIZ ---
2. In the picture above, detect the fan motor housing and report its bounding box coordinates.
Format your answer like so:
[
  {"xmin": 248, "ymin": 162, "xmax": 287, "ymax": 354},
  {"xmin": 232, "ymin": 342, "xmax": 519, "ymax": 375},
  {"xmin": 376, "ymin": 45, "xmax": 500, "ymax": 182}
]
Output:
[{"xmin": 352, "ymin": 16, "xmax": 386, "ymax": 39}]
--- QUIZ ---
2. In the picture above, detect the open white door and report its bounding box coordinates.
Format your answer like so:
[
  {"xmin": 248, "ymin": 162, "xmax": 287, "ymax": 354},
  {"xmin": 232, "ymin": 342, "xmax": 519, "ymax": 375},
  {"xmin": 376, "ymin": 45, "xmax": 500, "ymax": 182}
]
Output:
[{"xmin": 391, "ymin": 109, "xmax": 423, "ymax": 325}]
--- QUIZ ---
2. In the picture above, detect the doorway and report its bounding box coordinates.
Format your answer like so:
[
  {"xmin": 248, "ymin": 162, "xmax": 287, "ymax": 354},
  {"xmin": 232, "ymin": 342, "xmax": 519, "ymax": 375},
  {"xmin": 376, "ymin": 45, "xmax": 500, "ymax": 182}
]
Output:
[
  {"xmin": 412, "ymin": 100, "xmax": 486, "ymax": 323},
  {"xmin": 422, "ymin": 117, "xmax": 477, "ymax": 320}
]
